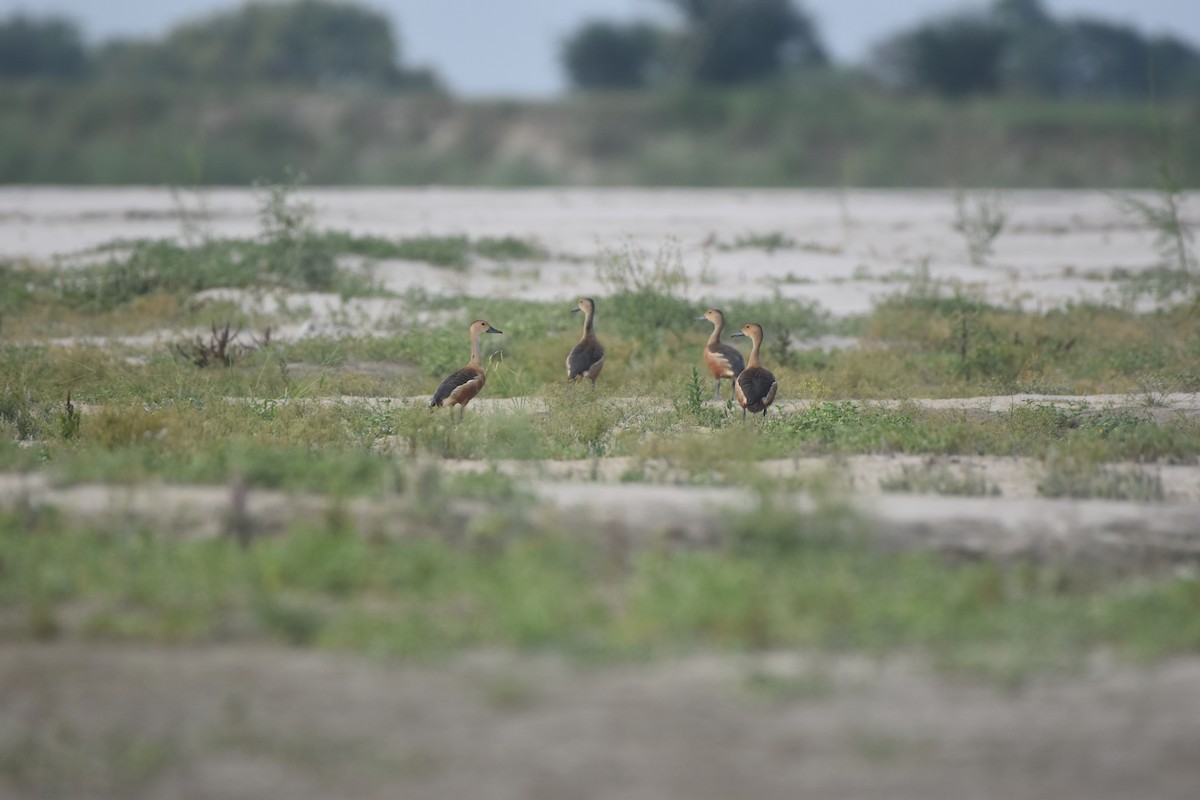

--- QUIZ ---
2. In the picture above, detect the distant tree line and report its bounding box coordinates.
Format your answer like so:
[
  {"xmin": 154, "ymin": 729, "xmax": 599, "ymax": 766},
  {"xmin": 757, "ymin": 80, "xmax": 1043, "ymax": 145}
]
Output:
[
  {"xmin": 2, "ymin": 0, "xmax": 1197, "ymax": 100},
  {"xmin": 870, "ymin": 0, "xmax": 1200, "ymax": 98},
  {"xmin": 0, "ymin": 0, "xmax": 437, "ymax": 90},
  {"xmin": 563, "ymin": 0, "xmax": 1200, "ymax": 98},
  {"xmin": 563, "ymin": 0, "xmax": 827, "ymax": 89}
]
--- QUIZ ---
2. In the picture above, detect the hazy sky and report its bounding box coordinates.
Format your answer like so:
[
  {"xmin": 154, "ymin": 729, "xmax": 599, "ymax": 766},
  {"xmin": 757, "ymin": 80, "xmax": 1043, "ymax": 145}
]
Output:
[{"xmin": 2, "ymin": 0, "xmax": 1197, "ymax": 96}]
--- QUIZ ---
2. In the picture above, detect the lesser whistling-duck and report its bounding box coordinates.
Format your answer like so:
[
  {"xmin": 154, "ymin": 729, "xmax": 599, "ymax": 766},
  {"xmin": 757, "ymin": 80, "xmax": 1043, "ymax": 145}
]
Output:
[
  {"xmin": 696, "ymin": 308, "xmax": 746, "ymax": 402},
  {"xmin": 430, "ymin": 319, "xmax": 502, "ymax": 418},
  {"xmin": 730, "ymin": 323, "xmax": 777, "ymax": 421},
  {"xmin": 566, "ymin": 297, "xmax": 605, "ymax": 386}
]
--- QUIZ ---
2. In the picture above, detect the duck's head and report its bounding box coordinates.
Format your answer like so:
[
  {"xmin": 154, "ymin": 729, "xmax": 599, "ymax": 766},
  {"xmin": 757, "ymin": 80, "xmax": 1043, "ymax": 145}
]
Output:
[
  {"xmin": 571, "ymin": 298, "xmax": 596, "ymax": 315},
  {"xmin": 696, "ymin": 308, "xmax": 725, "ymax": 324},
  {"xmin": 470, "ymin": 319, "xmax": 502, "ymax": 336},
  {"xmin": 730, "ymin": 322, "xmax": 763, "ymax": 341}
]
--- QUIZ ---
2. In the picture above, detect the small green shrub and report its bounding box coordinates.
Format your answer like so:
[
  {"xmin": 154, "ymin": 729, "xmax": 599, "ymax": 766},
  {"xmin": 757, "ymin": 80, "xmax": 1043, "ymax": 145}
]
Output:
[
  {"xmin": 596, "ymin": 238, "xmax": 689, "ymax": 296},
  {"xmin": 391, "ymin": 235, "xmax": 472, "ymax": 269},
  {"xmin": 725, "ymin": 232, "xmax": 796, "ymax": 253},
  {"xmin": 475, "ymin": 235, "xmax": 546, "ymax": 261},
  {"xmin": 0, "ymin": 385, "xmax": 43, "ymax": 440},
  {"xmin": 880, "ymin": 464, "xmax": 999, "ymax": 496},
  {"xmin": 606, "ymin": 289, "xmax": 697, "ymax": 340},
  {"xmin": 1037, "ymin": 453, "xmax": 1165, "ymax": 501},
  {"xmin": 953, "ymin": 190, "xmax": 1007, "ymax": 265}
]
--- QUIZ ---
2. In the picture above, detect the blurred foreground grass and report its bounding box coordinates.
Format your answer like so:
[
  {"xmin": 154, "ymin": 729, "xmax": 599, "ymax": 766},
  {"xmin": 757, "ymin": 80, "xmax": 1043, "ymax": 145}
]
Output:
[{"xmin": 3, "ymin": 494, "xmax": 1198, "ymax": 682}]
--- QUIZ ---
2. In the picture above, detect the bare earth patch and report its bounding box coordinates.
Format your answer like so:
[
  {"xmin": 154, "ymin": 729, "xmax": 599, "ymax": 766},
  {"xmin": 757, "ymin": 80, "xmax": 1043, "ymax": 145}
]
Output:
[{"xmin": 3, "ymin": 643, "xmax": 1200, "ymax": 800}]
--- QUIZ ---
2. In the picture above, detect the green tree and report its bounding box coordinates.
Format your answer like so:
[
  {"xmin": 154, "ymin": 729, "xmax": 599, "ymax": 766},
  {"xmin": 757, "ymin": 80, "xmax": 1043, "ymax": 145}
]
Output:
[
  {"xmin": 665, "ymin": 0, "xmax": 827, "ymax": 84},
  {"xmin": 1052, "ymin": 18, "xmax": 1200, "ymax": 98},
  {"xmin": 993, "ymin": 0, "xmax": 1061, "ymax": 94},
  {"xmin": 0, "ymin": 14, "xmax": 89, "ymax": 80},
  {"xmin": 1147, "ymin": 36, "xmax": 1200, "ymax": 96},
  {"xmin": 994, "ymin": 0, "xmax": 1200, "ymax": 98},
  {"xmin": 1056, "ymin": 19, "xmax": 1152, "ymax": 97},
  {"xmin": 992, "ymin": 0, "xmax": 1053, "ymax": 30},
  {"xmin": 871, "ymin": 11, "xmax": 1008, "ymax": 98},
  {"xmin": 562, "ymin": 20, "xmax": 664, "ymax": 89},
  {"xmin": 97, "ymin": 0, "xmax": 436, "ymax": 89},
  {"xmin": 175, "ymin": 0, "xmax": 399, "ymax": 86},
  {"xmin": 95, "ymin": 39, "xmax": 189, "ymax": 83}
]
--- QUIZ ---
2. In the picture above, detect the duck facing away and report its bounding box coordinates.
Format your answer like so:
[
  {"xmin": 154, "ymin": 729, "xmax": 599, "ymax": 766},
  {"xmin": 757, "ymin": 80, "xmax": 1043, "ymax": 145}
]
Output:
[
  {"xmin": 730, "ymin": 323, "xmax": 777, "ymax": 421},
  {"xmin": 566, "ymin": 297, "xmax": 605, "ymax": 386},
  {"xmin": 430, "ymin": 319, "xmax": 502, "ymax": 418},
  {"xmin": 697, "ymin": 308, "xmax": 745, "ymax": 402}
]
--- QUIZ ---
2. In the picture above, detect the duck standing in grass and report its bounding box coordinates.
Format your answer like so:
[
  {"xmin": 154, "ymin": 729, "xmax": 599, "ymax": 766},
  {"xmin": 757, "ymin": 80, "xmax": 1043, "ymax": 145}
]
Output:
[
  {"xmin": 566, "ymin": 297, "xmax": 605, "ymax": 386},
  {"xmin": 697, "ymin": 307, "xmax": 745, "ymax": 402},
  {"xmin": 730, "ymin": 323, "xmax": 777, "ymax": 421},
  {"xmin": 430, "ymin": 319, "xmax": 502, "ymax": 418}
]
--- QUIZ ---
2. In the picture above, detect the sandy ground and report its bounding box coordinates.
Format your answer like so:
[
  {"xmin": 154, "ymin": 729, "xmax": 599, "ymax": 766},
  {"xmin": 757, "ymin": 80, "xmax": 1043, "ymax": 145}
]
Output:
[
  {"xmin": 3, "ymin": 188, "xmax": 1200, "ymax": 798},
  {"xmin": 3, "ymin": 187, "xmax": 1195, "ymax": 318},
  {"xmin": 4, "ymin": 642, "xmax": 1200, "ymax": 800}
]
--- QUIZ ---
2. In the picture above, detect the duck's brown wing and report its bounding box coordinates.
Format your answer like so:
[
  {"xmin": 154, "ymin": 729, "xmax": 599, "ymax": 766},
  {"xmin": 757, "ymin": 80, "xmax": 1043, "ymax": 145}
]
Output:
[
  {"xmin": 567, "ymin": 339, "xmax": 605, "ymax": 380},
  {"xmin": 706, "ymin": 342, "xmax": 745, "ymax": 380},
  {"xmin": 431, "ymin": 366, "xmax": 484, "ymax": 407},
  {"xmin": 736, "ymin": 367, "xmax": 777, "ymax": 412}
]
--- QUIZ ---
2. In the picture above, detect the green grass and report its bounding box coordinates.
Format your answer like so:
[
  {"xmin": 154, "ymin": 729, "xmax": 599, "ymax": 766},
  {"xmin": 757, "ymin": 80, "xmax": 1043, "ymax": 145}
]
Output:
[
  {"xmin": 2, "ymin": 278, "xmax": 1199, "ymax": 485},
  {"xmin": 44, "ymin": 231, "xmax": 544, "ymax": 306},
  {"xmin": 474, "ymin": 235, "xmax": 548, "ymax": 262},
  {"xmin": 2, "ymin": 371, "xmax": 1197, "ymax": 494},
  {"xmin": 760, "ymin": 401, "xmax": 1200, "ymax": 462},
  {"xmin": 3, "ymin": 502, "xmax": 1199, "ymax": 678}
]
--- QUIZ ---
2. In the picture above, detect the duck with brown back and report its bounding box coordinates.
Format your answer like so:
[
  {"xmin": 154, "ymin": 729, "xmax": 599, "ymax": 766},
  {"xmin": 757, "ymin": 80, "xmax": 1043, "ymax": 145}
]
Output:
[
  {"xmin": 697, "ymin": 308, "xmax": 745, "ymax": 402},
  {"xmin": 430, "ymin": 319, "xmax": 502, "ymax": 419},
  {"xmin": 566, "ymin": 298, "xmax": 605, "ymax": 387},
  {"xmin": 730, "ymin": 323, "xmax": 777, "ymax": 421}
]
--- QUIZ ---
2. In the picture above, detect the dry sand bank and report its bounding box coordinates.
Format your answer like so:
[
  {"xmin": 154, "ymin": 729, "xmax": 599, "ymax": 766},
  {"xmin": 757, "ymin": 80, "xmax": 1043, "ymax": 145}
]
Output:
[{"xmin": 3, "ymin": 187, "xmax": 1193, "ymax": 317}]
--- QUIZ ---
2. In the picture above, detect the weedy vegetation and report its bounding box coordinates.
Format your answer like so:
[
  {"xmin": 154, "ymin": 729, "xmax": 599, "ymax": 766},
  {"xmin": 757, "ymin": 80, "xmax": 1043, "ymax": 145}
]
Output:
[
  {"xmin": 1, "ymin": 191, "xmax": 1199, "ymax": 682},
  {"xmin": 2, "ymin": 491, "xmax": 1199, "ymax": 682},
  {"xmin": 953, "ymin": 189, "xmax": 1007, "ymax": 266},
  {"xmin": 1113, "ymin": 166, "xmax": 1196, "ymax": 302},
  {"xmin": 879, "ymin": 463, "xmax": 999, "ymax": 497},
  {"xmin": 722, "ymin": 231, "xmax": 797, "ymax": 254}
]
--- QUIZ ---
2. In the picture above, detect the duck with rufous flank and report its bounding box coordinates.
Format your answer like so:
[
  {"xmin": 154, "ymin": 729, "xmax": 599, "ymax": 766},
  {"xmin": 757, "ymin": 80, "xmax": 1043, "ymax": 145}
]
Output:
[
  {"xmin": 696, "ymin": 307, "xmax": 745, "ymax": 402},
  {"xmin": 430, "ymin": 319, "xmax": 503, "ymax": 419}
]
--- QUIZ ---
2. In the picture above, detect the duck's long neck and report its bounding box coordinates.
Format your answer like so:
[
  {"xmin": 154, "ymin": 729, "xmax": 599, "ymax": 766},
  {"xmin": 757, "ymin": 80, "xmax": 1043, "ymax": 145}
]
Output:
[
  {"xmin": 707, "ymin": 317, "xmax": 723, "ymax": 346},
  {"xmin": 746, "ymin": 335, "xmax": 763, "ymax": 369},
  {"xmin": 468, "ymin": 331, "xmax": 483, "ymax": 367},
  {"xmin": 582, "ymin": 308, "xmax": 595, "ymax": 336}
]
